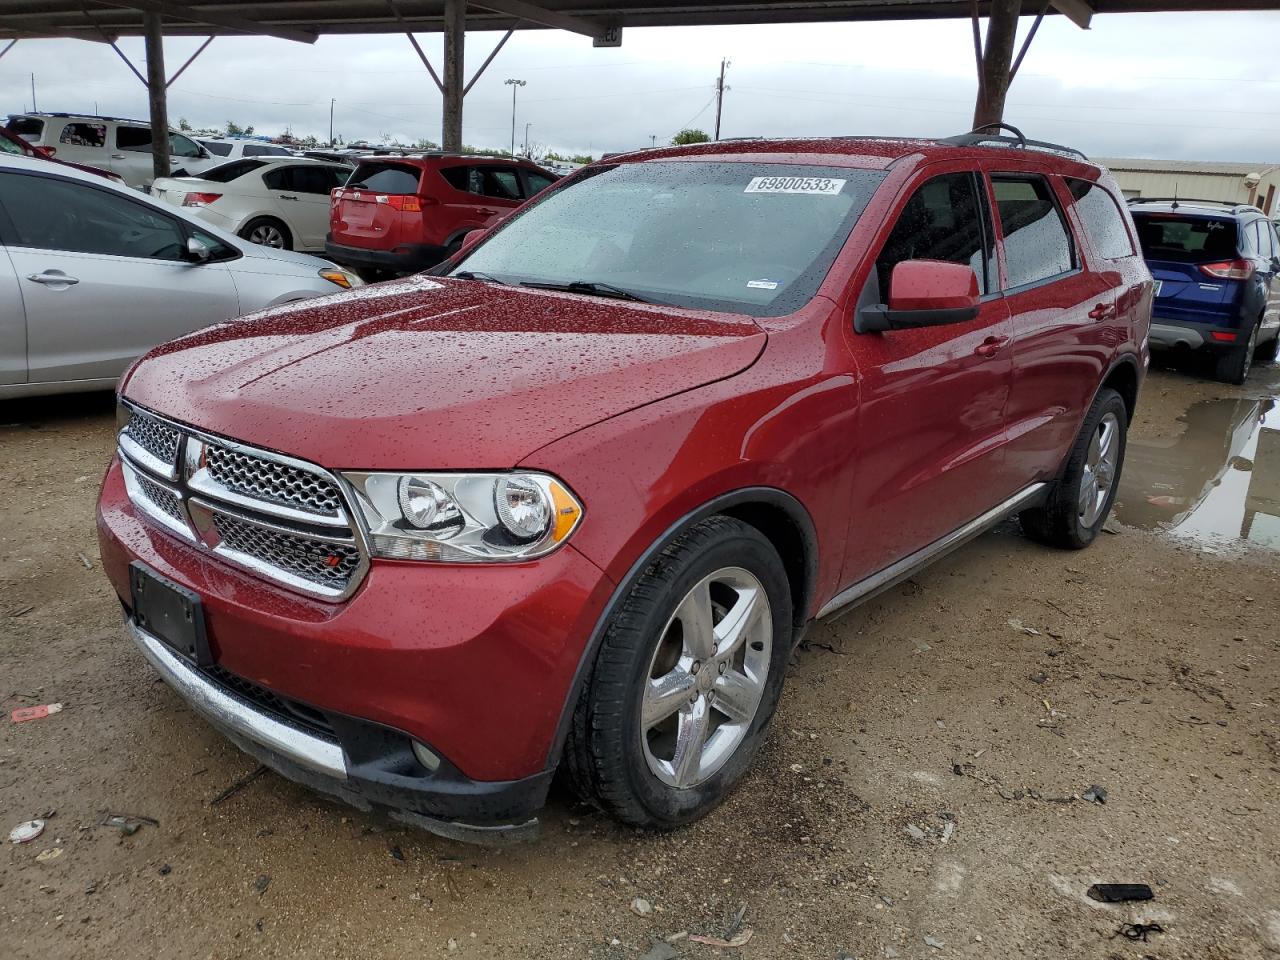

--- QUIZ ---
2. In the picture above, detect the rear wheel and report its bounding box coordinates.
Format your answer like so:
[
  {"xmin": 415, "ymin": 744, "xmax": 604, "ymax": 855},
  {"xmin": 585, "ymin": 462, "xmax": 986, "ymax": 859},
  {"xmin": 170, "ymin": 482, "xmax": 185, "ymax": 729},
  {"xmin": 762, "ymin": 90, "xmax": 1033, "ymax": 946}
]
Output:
[
  {"xmin": 564, "ymin": 516, "xmax": 792, "ymax": 828},
  {"xmin": 1214, "ymin": 320, "xmax": 1259, "ymax": 384},
  {"xmin": 1021, "ymin": 387, "xmax": 1128, "ymax": 550},
  {"xmin": 239, "ymin": 217, "xmax": 292, "ymax": 250}
]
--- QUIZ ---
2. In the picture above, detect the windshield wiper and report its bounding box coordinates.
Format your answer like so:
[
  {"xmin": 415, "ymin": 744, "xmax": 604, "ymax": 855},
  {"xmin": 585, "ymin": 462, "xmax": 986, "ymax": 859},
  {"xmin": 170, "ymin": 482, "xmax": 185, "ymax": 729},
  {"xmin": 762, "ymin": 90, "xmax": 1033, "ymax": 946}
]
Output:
[
  {"xmin": 453, "ymin": 270, "xmax": 508, "ymax": 285},
  {"xmin": 521, "ymin": 280, "xmax": 650, "ymax": 303}
]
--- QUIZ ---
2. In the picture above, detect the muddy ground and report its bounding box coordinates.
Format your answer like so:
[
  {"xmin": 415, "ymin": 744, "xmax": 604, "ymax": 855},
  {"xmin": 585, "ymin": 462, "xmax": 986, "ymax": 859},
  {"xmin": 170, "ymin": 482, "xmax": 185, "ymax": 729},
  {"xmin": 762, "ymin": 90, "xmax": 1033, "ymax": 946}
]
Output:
[{"xmin": 2, "ymin": 360, "xmax": 1278, "ymax": 960}]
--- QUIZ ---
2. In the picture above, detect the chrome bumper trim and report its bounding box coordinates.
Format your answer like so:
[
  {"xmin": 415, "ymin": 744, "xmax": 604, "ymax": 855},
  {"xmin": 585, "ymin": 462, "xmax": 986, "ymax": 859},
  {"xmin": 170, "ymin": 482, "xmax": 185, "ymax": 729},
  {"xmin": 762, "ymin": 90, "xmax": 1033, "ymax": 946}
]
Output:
[{"xmin": 128, "ymin": 619, "xmax": 348, "ymax": 780}]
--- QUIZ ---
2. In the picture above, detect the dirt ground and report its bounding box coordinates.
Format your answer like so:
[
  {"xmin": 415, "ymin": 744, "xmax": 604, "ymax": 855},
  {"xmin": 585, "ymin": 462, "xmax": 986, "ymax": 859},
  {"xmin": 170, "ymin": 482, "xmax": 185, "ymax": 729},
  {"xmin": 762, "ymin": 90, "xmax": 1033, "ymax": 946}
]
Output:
[{"xmin": 2, "ymin": 360, "xmax": 1278, "ymax": 960}]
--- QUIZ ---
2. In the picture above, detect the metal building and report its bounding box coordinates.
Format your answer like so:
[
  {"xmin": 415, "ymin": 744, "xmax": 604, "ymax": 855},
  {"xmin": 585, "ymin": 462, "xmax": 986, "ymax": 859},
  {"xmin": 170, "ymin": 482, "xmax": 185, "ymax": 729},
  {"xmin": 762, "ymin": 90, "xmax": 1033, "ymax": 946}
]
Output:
[{"xmin": 1098, "ymin": 157, "xmax": 1280, "ymax": 215}]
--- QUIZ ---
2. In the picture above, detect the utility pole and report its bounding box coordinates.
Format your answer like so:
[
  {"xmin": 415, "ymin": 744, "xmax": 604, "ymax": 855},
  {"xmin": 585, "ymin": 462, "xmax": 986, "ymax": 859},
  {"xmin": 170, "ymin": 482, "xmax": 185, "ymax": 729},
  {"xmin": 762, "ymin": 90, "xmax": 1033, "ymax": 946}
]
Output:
[
  {"xmin": 523, "ymin": 122, "xmax": 531, "ymax": 156},
  {"xmin": 329, "ymin": 98, "xmax": 336, "ymax": 147},
  {"xmin": 143, "ymin": 12, "xmax": 170, "ymax": 181},
  {"xmin": 650, "ymin": 135, "xmax": 656, "ymax": 148},
  {"xmin": 505, "ymin": 78, "xmax": 525, "ymax": 157},
  {"xmin": 713, "ymin": 58, "xmax": 730, "ymax": 141},
  {"xmin": 30, "ymin": 73, "xmax": 36, "ymax": 112}
]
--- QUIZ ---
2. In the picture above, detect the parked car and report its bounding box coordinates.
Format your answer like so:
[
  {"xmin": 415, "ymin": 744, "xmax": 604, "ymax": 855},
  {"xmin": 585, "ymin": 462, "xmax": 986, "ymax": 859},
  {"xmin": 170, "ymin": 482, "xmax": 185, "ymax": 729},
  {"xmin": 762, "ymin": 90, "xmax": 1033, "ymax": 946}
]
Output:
[
  {"xmin": 151, "ymin": 158, "xmax": 351, "ymax": 252},
  {"xmin": 197, "ymin": 137, "xmax": 296, "ymax": 160},
  {"xmin": 5, "ymin": 112, "xmax": 220, "ymax": 188},
  {"xmin": 0, "ymin": 122, "xmax": 123, "ymax": 183},
  {"xmin": 1129, "ymin": 198, "xmax": 1280, "ymax": 383},
  {"xmin": 98, "ymin": 132, "xmax": 1150, "ymax": 840},
  {"xmin": 326, "ymin": 153, "xmax": 558, "ymax": 275},
  {"xmin": 0, "ymin": 155, "xmax": 362, "ymax": 399}
]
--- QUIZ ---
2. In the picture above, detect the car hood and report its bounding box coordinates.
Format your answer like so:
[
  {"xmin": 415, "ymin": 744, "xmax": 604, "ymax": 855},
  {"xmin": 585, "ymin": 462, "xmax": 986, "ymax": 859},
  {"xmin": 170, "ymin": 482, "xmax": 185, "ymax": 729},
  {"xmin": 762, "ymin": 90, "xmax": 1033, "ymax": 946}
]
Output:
[{"xmin": 122, "ymin": 276, "xmax": 767, "ymax": 469}]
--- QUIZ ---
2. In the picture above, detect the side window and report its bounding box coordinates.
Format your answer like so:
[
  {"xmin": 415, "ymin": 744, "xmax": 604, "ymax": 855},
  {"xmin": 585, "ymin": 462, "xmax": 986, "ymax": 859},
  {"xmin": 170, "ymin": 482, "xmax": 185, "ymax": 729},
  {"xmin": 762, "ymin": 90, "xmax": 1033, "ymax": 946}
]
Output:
[
  {"xmin": 525, "ymin": 171, "xmax": 556, "ymax": 195},
  {"xmin": 482, "ymin": 168, "xmax": 523, "ymax": 200},
  {"xmin": 60, "ymin": 122, "xmax": 107, "ymax": 148},
  {"xmin": 1066, "ymin": 178, "xmax": 1134, "ymax": 260},
  {"xmin": 1240, "ymin": 221, "xmax": 1259, "ymax": 257},
  {"xmin": 116, "ymin": 126, "xmax": 153, "ymax": 152},
  {"xmin": 202, "ymin": 141, "xmax": 231, "ymax": 156},
  {"xmin": 262, "ymin": 167, "xmax": 290, "ymax": 191},
  {"xmin": 991, "ymin": 176, "xmax": 1076, "ymax": 288},
  {"xmin": 290, "ymin": 166, "xmax": 337, "ymax": 195},
  {"xmin": 0, "ymin": 172, "xmax": 187, "ymax": 260},
  {"xmin": 874, "ymin": 171, "xmax": 994, "ymax": 296},
  {"xmin": 243, "ymin": 144, "xmax": 274, "ymax": 157},
  {"xmin": 170, "ymin": 133, "xmax": 202, "ymax": 158},
  {"xmin": 1262, "ymin": 222, "xmax": 1278, "ymax": 261},
  {"xmin": 439, "ymin": 166, "xmax": 470, "ymax": 192}
]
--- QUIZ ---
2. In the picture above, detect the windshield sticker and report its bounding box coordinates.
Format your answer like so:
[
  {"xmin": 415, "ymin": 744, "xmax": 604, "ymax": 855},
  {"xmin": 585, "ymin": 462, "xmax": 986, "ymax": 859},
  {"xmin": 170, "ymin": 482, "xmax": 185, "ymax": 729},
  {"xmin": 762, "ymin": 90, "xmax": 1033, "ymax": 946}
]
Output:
[
  {"xmin": 747, "ymin": 279, "xmax": 780, "ymax": 290},
  {"xmin": 744, "ymin": 176, "xmax": 847, "ymax": 195}
]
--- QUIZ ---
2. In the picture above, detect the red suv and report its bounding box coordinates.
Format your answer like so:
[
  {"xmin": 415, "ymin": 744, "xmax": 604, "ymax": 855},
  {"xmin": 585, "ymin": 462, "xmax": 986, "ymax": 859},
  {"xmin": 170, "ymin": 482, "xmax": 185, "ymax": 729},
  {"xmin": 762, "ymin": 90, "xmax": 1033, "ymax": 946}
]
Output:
[
  {"xmin": 98, "ymin": 131, "xmax": 1152, "ymax": 840},
  {"xmin": 325, "ymin": 153, "xmax": 557, "ymax": 276}
]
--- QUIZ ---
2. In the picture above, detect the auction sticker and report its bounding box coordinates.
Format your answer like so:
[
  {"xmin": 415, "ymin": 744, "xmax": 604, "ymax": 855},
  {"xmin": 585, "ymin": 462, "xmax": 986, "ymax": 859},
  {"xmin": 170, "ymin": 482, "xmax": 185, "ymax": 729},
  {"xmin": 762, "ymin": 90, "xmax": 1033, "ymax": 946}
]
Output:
[{"xmin": 744, "ymin": 176, "xmax": 846, "ymax": 195}]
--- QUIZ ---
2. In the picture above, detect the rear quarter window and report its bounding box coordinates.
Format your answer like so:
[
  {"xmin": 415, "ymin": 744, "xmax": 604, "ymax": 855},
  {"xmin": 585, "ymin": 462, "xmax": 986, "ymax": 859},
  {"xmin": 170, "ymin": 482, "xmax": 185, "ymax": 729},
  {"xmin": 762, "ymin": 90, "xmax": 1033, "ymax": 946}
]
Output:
[
  {"xmin": 7, "ymin": 117, "xmax": 44, "ymax": 140},
  {"xmin": 1132, "ymin": 214, "xmax": 1238, "ymax": 263},
  {"xmin": 202, "ymin": 141, "xmax": 232, "ymax": 156},
  {"xmin": 350, "ymin": 162, "xmax": 422, "ymax": 194},
  {"xmin": 1066, "ymin": 178, "xmax": 1134, "ymax": 260},
  {"xmin": 59, "ymin": 122, "xmax": 107, "ymax": 148}
]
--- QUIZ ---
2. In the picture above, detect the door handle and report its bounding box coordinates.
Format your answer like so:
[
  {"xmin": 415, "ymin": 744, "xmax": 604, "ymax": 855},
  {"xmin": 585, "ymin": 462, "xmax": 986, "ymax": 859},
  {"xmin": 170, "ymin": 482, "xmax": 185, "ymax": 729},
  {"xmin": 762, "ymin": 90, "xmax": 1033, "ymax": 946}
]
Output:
[
  {"xmin": 1088, "ymin": 303, "xmax": 1115, "ymax": 321},
  {"xmin": 26, "ymin": 271, "xmax": 80, "ymax": 286},
  {"xmin": 278, "ymin": 194, "xmax": 298, "ymax": 200},
  {"xmin": 974, "ymin": 335, "xmax": 1009, "ymax": 358},
  {"xmin": 110, "ymin": 153, "xmax": 125, "ymax": 159}
]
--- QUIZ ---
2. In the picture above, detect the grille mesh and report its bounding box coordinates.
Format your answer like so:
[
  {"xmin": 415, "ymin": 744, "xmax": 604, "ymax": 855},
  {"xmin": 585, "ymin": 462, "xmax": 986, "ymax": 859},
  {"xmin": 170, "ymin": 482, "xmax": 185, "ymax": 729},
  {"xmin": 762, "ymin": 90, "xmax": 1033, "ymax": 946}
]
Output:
[
  {"xmin": 205, "ymin": 444, "xmax": 343, "ymax": 516},
  {"xmin": 212, "ymin": 512, "xmax": 361, "ymax": 588},
  {"xmin": 136, "ymin": 473, "xmax": 186, "ymax": 524},
  {"xmin": 127, "ymin": 411, "xmax": 181, "ymax": 465}
]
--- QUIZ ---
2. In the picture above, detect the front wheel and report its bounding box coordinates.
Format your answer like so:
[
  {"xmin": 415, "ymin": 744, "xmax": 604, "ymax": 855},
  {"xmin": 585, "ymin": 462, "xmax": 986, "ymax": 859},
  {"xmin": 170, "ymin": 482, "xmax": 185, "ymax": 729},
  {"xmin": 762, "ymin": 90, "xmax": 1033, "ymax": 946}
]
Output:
[
  {"xmin": 1021, "ymin": 387, "xmax": 1128, "ymax": 550},
  {"xmin": 239, "ymin": 216, "xmax": 292, "ymax": 250},
  {"xmin": 564, "ymin": 516, "xmax": 792, "ymax": 828}
]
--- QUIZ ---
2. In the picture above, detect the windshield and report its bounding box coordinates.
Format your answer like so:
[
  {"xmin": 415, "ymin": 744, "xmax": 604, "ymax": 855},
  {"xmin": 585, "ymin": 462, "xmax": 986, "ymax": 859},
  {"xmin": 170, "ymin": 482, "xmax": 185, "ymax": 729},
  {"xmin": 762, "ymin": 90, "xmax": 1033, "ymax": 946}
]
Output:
[
  {"xmin": 1133, "ymin": 213, "xmax": 1238, "ymax": 263},
  {"xmin": 450, "ymin": 161, "xmax": 885, "ymax": 316}
]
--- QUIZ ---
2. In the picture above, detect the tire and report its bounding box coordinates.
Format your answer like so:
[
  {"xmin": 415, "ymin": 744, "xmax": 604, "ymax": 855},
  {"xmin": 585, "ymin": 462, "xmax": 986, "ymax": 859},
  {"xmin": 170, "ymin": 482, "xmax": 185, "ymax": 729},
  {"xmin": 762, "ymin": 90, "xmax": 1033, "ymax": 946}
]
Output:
[
  {"xmin": 1021, "ymin": 387, "xmax": 1128, "ymax": 550},
  {"xmin": 239, "ymin": 217, "xmax": 293, "ymax": 250},
  {"xmin": 1214, "ymin": 320, "xmax": 1259, "ymax": 385},
  {"xmin": 1255, "ymin": 329, "xmax": 1279, "ymax": 366},
  {"xmin": 564, "ymin": 516, "xmax": 793, "ymax": 829}
]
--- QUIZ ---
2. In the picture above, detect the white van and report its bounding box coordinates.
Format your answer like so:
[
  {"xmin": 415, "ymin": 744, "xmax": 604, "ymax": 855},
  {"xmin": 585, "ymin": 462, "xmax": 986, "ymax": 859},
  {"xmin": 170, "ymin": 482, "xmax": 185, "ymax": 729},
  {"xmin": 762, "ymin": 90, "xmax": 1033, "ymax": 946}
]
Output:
[{"xmin": 6, "ymin": 113, "xmax": 220, "ymax": 188}]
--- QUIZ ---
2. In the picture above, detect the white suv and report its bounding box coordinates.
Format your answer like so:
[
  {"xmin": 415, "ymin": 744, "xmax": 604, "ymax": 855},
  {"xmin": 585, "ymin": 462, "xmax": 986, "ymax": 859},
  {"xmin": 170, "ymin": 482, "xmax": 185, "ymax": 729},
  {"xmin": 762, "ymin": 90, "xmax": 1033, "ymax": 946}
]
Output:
[
  {"xmin": 6, "ymin": 113, "xmax": 220, "ymax": 188},
  {"xmin": 198, "ymin": 137, "xmax": 297, "ymax": 161}
]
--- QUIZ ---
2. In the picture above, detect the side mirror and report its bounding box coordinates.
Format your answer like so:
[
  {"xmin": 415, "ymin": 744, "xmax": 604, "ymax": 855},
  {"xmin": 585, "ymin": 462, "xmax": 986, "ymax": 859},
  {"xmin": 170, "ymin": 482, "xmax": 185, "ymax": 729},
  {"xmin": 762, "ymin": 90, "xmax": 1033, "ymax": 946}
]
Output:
[
  {"xmin": 857, "ymin": 260, "xmax": 980, "ymax": 333},
  {"xmin": 185, "ymin": 236, "xmax": 213, "ymax": 263},
  {"xmin": 458, "ymin": 228, "xmax": 488, "ymax": 254}
]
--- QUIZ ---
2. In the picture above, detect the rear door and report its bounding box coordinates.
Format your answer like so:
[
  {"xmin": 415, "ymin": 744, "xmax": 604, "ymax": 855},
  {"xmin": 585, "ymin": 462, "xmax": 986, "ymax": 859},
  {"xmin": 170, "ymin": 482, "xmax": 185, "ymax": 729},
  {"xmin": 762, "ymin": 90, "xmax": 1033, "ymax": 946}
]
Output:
[
  {"xmin": 841, "ymin": 167, "xmax": 1017, "ymax": 581},
  {"xmin": 989, "ymin": 166, "xmax": 1114, "ymax": 480},
  {"xmin": 0, "ymin": 169, "xmax": 239, "ymax": 386},
  {"xmin": 332, "ymin": 160, "xmax": 423, "ymax": 250},
  {"xmin": 438, "ymin": 163, "xmax": 526, "ymax": 240},
  {"xmin": 265, "ymin": 164, "xmax": 345, "ymax": 251}
]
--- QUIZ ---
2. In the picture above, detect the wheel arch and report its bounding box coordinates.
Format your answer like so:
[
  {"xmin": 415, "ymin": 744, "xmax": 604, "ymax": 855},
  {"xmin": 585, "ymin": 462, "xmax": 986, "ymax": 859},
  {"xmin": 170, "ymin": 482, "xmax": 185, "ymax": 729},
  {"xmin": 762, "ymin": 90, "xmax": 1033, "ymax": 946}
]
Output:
[
  {"xmin": 546, "ymin": 486, "xmax": 817, "ymax": 771},
  {"xmin": 1100, "ymin": 354, "xmax": 1141, "ymax": 424}
]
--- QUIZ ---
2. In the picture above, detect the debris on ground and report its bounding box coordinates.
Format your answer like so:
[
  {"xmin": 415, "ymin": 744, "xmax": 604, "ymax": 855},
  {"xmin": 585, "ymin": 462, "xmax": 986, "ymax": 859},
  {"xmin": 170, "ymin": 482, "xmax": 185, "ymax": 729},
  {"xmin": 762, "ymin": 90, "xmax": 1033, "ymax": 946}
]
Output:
[
  {"xmin": 9, "ymin": 819, "xmax": 46, "ymax": 844},
  {"xmin": 76, "ymin": 552, "xmax": 93, "ymax": 569},
  {"xmin": 923, "ymin": 934, "xmax": 945, "ymax": 949},
  {"xmin": 209, "ymin": 765, "xmax": 269, "ymax": 806},
  {"xmin": 630, "ymin": 897, "xmax": 653, "ymax": 916},
  {"xmin": 904, "ymin": 823, "xmax": 927, "ymax": 841},
  {"xmin": 1087, "ymin": 883, "xmax": 1154, "ymax": 903},
  {"xmin": 1081, "ymin": 785, "xmax": 1109, "ymax": 805},
  {"xmin": 639, "ymin": 942, "xmax": 681, "ymax": 960},
  {"xmin": 389, "ymin": 844, "xmax": 405, "ymax": 862},
  {"xmin": 1008, "ymin": 619, "xmax": 1041, "ymax": 636},
  {"xmin": 158, "ymin": 864, "xmax": 171, "ymax": 876},
  {"xmin": 940, "ymin": 821, "xmax": 955, "ymax": 844},
  {"xmin": 35, "ymin": 847, "xmax": 62, "ymax": 863},
  {"xmin": 253, "ymin": 874, "xmax": 271, "ymax": 895},
  {"xmin": 100, "ymin": 813, "xmax": 158, "ymax": 836},
  {"xmin": 1114, "ymin": 921, "xmax": 1164, "ymax": 942},
  {"xmin": 1030, "ymin": 672, "xmax": 1049, "ymax": 684},
  {"xmin": 688, "ymin": 902, "xmax": 752, "ymax": 948},
  {"xmin": 11, "ymin": 703, "xmax": 63, "ymax": 723}
]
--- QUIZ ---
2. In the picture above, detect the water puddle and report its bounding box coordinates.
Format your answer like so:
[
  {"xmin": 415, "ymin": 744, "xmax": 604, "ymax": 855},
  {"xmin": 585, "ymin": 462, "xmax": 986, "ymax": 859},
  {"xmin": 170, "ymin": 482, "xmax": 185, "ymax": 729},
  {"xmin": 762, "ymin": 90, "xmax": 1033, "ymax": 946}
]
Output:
[{"xmin": 1115, "ymin": 394, "xmax": 1280, "ymax": 553}]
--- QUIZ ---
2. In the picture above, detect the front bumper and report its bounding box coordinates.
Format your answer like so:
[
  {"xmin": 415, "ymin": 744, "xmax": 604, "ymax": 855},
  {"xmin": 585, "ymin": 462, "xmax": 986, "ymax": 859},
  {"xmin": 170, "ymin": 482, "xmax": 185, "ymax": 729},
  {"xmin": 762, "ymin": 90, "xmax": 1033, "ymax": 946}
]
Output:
[{"xmin": 97, "ymin": 458, "xmax": 615, "ymax": 832}]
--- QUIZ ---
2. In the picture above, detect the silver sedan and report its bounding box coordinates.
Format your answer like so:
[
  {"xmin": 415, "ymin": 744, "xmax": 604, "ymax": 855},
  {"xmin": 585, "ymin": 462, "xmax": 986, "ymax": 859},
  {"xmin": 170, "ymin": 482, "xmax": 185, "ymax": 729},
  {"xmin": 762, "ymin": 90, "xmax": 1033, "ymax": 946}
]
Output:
[{"xmin": 0, "ymin": 154, "xmax": 363, "ymax": 400}]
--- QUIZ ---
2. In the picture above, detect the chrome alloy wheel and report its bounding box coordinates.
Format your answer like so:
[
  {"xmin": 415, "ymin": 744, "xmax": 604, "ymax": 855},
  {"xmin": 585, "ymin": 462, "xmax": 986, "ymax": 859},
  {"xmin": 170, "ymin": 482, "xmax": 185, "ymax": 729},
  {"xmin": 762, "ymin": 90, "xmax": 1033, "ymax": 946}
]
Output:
[
  {"xmin": 640, "ymin": 567, "xmax": 772, "ymax": 788},
  {"xmin": 248, "ymin": 223, "xmax": 286, "ymax": 248},
  {"xmin": 1078, "ymin": 411, "xmax": 1120, "ymax": 528}
]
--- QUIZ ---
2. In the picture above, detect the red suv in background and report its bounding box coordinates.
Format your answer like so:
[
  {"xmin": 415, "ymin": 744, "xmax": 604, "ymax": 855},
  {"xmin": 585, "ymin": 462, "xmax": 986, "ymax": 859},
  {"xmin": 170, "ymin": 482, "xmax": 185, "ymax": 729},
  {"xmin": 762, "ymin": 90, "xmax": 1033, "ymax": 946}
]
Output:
[
  {"xmin": 326, "ymin": 153, "xmax": 557, "ymax": 276},
  {"xmin": 99, "ymin": 130, "xmax": 1151, "ymax": 841}
]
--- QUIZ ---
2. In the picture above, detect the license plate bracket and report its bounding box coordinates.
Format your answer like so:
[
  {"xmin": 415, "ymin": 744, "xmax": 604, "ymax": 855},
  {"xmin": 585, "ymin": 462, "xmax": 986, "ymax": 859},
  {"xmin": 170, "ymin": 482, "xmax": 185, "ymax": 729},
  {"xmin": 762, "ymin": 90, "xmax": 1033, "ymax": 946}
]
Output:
[{"xmin": 130, "ymin": 562, "xmax": 211, "ymax": 666}]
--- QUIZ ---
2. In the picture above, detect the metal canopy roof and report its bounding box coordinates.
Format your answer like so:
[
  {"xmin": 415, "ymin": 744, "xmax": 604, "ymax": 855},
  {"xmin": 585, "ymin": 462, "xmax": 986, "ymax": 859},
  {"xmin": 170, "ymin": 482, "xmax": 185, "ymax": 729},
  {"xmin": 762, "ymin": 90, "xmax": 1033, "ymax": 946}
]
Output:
[{"xmin": 1, "ymin": 0, "xmax": 1272, "ymax": 43}]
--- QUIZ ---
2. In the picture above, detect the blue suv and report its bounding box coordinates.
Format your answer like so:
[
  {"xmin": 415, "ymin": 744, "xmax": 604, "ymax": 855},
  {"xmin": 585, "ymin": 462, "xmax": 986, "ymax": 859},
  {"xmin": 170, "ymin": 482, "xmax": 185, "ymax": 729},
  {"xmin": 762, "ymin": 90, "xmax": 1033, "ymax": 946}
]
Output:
[{"xmin": 1130, "ymin": 198, "xmax": 1280, "ymax": 383}]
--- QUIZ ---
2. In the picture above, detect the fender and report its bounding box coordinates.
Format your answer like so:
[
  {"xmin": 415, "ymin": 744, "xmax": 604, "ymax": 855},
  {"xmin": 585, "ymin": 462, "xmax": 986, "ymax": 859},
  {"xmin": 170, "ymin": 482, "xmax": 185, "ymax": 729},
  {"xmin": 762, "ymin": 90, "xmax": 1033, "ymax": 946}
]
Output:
[
  {"xmin": 544, "ymin": 486, "xmax": 817, "ymax": 771},
  {"xmin": 1052, "ymin": 350, "xmax": 1144, "ymax": 482}
]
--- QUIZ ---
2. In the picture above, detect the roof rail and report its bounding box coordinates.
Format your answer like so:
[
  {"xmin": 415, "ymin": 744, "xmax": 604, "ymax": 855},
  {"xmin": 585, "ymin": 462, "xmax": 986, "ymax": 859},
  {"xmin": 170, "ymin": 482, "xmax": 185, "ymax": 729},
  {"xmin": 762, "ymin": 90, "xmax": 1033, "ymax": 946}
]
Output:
[
  {"xmin": 940, "ymin": 122, "xmax": 1089, "ymax": 162},
  {"xmin": 9, "ymin": 110, "xmax": 151, "ymax": 125},
  {"xmin": 1127, "ymin": 196, "xmax": 1264, "ymax": 215}
]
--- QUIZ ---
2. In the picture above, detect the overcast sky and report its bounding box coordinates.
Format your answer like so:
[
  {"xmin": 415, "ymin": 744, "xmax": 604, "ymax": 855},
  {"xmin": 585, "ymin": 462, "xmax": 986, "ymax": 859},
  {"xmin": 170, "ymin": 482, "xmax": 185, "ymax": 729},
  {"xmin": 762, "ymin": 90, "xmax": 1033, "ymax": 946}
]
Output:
[{"xmin": 3, "ymin": 10, "xmax": 1279, "ymax": 162}]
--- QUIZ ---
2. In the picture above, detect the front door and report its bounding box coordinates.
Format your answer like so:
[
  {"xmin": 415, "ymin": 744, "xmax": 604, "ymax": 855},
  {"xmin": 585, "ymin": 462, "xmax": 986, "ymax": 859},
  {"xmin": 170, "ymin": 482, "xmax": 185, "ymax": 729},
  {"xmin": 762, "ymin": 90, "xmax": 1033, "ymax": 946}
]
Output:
[
  {"xmin": 841, "ymin": 168, "xmax": 1019, "ymax": 584},
  {"xmin": 0, "ymin": 245, "xmax": 26, "ymax": 385},
  {"xmin": 0, "ymin": 169, "xmax": 239, "ymax": 386}
]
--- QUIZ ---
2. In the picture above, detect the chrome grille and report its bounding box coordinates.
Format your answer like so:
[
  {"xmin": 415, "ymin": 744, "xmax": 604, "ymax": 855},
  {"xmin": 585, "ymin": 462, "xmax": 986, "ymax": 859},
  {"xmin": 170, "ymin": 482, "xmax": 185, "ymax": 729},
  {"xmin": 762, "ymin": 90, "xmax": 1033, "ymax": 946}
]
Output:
[
  {"xmin": 126, "ymin": 410, "xmax": 181, "ymax": 465},
  {"xmin": 212, "ymin": 512, "xmax": 361, "ymax": 588},
  {"xmin": 136, "ymin": 472, "xmax": 185, "ymax": 524},
  {"xmin": 117, "ymin": 402, "xmax": 367, "ymax": 601},
  {"xmin": 205, "ymin": 444, "xmax": 343, "ymax": 517}
]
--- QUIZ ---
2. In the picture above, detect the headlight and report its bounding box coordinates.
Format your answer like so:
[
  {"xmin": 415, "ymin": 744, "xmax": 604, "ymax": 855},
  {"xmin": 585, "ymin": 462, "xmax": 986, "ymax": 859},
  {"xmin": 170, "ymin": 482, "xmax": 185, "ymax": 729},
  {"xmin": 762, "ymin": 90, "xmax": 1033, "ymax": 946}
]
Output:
[
  {"xmin": 341, "ymin": 471, "xmax": 582, "ymax": 562},
  {"xmin": 319, "ymin": 266, "xmax": 364, "ymax": 290}
]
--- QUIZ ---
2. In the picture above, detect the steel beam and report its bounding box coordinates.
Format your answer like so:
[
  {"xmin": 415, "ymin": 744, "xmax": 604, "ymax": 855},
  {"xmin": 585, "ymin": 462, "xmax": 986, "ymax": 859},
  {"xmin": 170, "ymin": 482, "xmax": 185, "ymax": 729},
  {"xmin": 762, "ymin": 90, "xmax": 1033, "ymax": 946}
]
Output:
[
  {"xmin": 166, "ymin": 35, "xmax": 213, "ymax": 88},
  {"xmin": 144, "ymin": 10, "xmax": 171, "ymax": 181},
  {"xmin": 88, "ymin": 0, "xmax": 318, "ymax": 43},
  {"xmin": 1050, "ymin": 0, "xmax": 1094, "ymax": 28},
  {"xmin": 469, "ymin": 0, "xmax": 609, "ymax": 40},
  {"xmin": 463, "ymin": 27, "xmax": 516, "ymax": 96}
]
